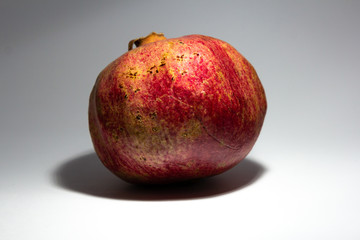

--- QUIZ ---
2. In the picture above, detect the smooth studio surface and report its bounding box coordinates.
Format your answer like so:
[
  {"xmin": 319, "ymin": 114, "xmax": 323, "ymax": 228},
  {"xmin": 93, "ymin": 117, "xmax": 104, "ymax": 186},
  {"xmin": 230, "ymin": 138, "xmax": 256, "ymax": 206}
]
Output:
[{"xmin": 1, "ymin": 1, "xmax": 359, "ymax": 239}]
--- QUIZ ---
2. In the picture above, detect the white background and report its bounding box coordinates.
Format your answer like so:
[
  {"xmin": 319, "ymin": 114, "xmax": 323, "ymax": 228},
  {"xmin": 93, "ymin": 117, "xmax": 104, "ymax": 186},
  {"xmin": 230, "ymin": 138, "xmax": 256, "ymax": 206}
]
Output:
[{"xmin": 1, "ymin": 1, "xmax": 359, "ymax": 239}]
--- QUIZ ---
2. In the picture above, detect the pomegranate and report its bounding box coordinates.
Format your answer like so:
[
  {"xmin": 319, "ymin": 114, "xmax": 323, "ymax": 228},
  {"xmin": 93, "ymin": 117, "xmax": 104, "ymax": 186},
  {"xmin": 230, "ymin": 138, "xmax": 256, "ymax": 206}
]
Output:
[{"xmin": 89, "ymin": 32, "xmax": 267, "ymax": 184}]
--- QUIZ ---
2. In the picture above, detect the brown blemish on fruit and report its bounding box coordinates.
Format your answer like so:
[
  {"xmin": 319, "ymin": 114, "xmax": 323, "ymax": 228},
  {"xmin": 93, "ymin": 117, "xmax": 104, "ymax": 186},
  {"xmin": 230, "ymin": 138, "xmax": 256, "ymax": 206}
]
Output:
[
  {"xmin": 112, "ymin": 132, "xmax": 119, "ymax": 140},
  {"xmin": 178, "ymin": 118, "xmax": 203, "ymax": 140},
  {"xmin": 160, "ymin": 55, "xmax": 167, "ymax": 67},
  {"xmin": 124, "ymin": 68, "xmax": 138, "ymax": 79},
  {"xmin": 149, "ymin": 112, "xmax": 157, "ymax": 119},
  {"xmin": 176, "ymin": 54, "xmax": 184, "ymax": 61},
  {"xmin": 147, "ymin": 65, "xmax": 161, "ymax": 75}
]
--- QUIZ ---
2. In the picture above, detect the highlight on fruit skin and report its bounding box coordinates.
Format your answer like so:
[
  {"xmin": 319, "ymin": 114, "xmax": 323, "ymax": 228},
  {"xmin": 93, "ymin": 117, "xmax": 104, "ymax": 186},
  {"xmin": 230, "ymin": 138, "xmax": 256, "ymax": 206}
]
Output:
[{"xmin": 88, "ymin": 32, "xmax": 267, "ymax": 184}]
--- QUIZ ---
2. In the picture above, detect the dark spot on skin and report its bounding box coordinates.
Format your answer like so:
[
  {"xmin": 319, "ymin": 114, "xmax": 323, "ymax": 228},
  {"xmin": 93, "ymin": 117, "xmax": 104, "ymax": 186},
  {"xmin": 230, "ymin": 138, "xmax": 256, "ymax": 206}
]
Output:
[
  {"xmin": 119, "ymin": 84, "xmax": 124, "ymax": 88},
  {"xmin": 124, "ymin": 94, "xmax": 128, "ymax": 99},
  {"xmin": 156, "ymin": 69, "xmax": 159, "ymax": 73},
  {"xmin": 176, "ymin": 55, "xmax": 184, "ymax": 61},
  {"xmin": 134, "ymin": 88, "xmax": 140, "ymax": 93},
  {"xmin": 179, "ymin": 41, "xmax": 184, "ymax": 44},
  {"xmin": 140, "ymin": 156, "xmax": 147, "ymax": 161},
  {"xmin": 136, "ymin": 114, "xmax": 142, "ymax": 121},
  {"xmin": 147, "ymin": 65, "xmax": 158, "ymax": 74},
  {"xmin": 149, "ymin": 112, "xmax": 157, "ymax": 119},
  {"xmin": 113, "ymin": 133, "xmax": 119, "ymax": 140},
  {"xmin": 171, "ymin": 77, "xmax": 175, "ymax": 81},
  {"xmin": 193, "ymin": 52, "xmax": 200, "ymax": 56},
  {"xmin": 126, "ymin": 69, "xmax": 138, "ymax": 79},
  {"xmin": 181, "ymin": 70, "xmax": 187, "ymax": 75},
  {"xmin": 160, "ymin": 56, "xmax": 166, "ymax": 67}
]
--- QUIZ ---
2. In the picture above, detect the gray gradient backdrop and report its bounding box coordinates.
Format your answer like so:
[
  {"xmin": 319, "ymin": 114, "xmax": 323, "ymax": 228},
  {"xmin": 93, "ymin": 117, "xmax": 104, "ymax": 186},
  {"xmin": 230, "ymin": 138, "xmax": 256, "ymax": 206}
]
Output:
[{"xmin": 1, "ymin": 1, "xmax": 359, "ymax": 239}]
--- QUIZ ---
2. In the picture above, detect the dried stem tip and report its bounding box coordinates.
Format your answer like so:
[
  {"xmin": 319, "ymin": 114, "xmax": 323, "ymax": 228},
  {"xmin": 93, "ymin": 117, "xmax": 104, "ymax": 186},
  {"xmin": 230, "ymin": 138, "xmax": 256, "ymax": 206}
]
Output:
[{"xmin": 128, "ymin": 32, "xmax": 167, "ymax": 51}]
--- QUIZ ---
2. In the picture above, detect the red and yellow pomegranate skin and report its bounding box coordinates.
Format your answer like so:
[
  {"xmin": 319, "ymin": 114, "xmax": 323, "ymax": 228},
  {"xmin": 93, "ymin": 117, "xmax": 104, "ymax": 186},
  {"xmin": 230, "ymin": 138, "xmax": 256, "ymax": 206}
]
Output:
[{"xmin": 89, "ymin": 34, "xmax": 267, "ymax": 184}]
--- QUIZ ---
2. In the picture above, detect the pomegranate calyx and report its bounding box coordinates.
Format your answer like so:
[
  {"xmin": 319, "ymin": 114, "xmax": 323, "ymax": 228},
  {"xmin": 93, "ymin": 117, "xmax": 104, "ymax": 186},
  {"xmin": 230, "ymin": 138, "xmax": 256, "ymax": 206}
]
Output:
[{"xmin": 128, "ymin": 32, "xmax": 166, "ymax": 51}]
